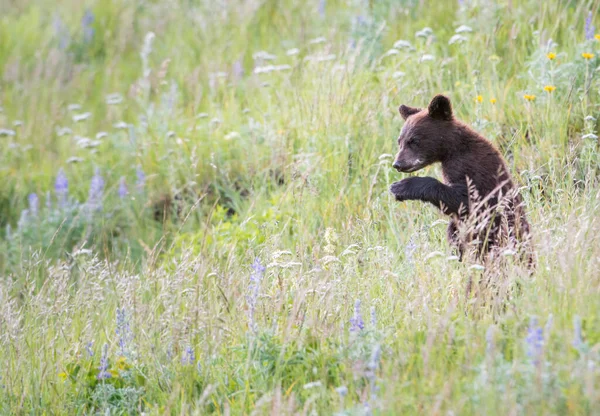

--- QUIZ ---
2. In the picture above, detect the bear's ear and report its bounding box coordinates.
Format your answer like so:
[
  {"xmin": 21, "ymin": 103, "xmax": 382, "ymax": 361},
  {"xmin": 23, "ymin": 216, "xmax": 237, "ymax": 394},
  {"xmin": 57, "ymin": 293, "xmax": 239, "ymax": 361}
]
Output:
[
  {"xmin": 427, "ymin": 94, "xmax": 453, "ymax": 120},
  {"xmin": 398, "ymin": 105, "xmax": 421, "ymax": 120}
]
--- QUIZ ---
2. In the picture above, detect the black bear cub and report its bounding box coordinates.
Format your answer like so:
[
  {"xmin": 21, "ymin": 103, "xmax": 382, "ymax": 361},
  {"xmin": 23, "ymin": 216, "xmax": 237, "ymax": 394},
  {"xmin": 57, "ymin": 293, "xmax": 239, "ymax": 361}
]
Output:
[{"xmin": 390, "ymin": 94, "xmax": 532, "ymax": 264}]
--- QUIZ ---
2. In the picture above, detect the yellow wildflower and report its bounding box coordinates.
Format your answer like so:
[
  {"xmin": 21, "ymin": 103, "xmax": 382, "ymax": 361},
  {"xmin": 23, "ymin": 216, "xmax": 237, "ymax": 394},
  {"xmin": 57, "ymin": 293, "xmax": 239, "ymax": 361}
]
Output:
[
  {"xmin": 116, "ymin": 356, "xmax": 129, "ymax": 370},
  {"xmin": 546, "ymin": 52, "xmax": 556, "ymax": 60},
  {"xmin": 543, "ymin": 85, "xmax": 556, "ymax": 93},
  {"xmin": 524, "ymin": 94, "xmax": 536, "ymax": 102},
  {"xmin": 595, "ymin": 34, "xmax": 600, "ymax": 41},
  {"xmin": 455, "ymin": 81, "xmax": 462, "ymax": 87},
  {"xmin": 58, "ymin": 372, "xmax": 68, "ymax": 381},
  {"xmin": 582, "ymin": 52, "xmax": 595, "ymax": 60},
  {"xmin": 475, "ymin": 95, "xmax": 483, "ymax": 103},
  {"xmin": 490, "ymin": 98, "xmax": 497, "ymax": 104}
]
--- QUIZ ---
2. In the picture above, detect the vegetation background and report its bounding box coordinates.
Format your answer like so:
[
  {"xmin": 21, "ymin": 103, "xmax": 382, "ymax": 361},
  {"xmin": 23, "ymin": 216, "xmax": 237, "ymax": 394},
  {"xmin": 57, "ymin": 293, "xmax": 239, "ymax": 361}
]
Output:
[{"xmin": 1, "ymin": 0, "xmax": 599, "ymax": 414}]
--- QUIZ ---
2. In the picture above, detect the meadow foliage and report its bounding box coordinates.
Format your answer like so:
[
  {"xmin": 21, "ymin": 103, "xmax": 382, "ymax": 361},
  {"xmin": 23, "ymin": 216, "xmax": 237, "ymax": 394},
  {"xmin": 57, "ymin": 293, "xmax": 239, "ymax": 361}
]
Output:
[{"xmin": 0, "ymin": 0, "xmax": 600, "ymax": 414}]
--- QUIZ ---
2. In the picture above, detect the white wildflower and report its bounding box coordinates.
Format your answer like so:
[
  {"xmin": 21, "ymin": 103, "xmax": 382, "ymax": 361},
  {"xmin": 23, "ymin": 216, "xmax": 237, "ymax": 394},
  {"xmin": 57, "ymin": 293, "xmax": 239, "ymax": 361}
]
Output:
[
  {"xmin": 309, "ymin": 37, "xmax": 327, "ymax": 44},
  {"xmin": 72, "ymin": 112, "xmax": 92, "ymax": 122},
  {"xmin": 105, "ymin": 93, "xmax": 123, "ymax": 105},
  {"xmin": 393, "ymin": 39, "xmax": 414, "ymax": 50},
  {"xmin": 253, "ymin": 64, "xmax": 291, "ymax": 74},
  {"xmin": 224, "ymin": 131, "xmax": 240, "ymax": 140},
  {"xmin": 286, "ymin": 48, "xmax": 300, "ymax": 56},
  {"xmin": 57, "ymin": 127, "xmax": 72, "ymax": 136},
  {"xmin": 0, "ymin": 128, "xmax": 16, "ymax": 136},
  {"xmin": 383, "ymin": 48, "xmax": 400, "ymax": 57},
  {"xmin": 252, "ymin": 51, "xmax": 276, "ymax": 61},
  {"xmin": 416, "ymin": 27, "xmax": 433, "ymax": 38},
  {"xmin": 455, "ymin": 25, "xmax": 473, "ymax": 33},
  {"xmin": 449, "ymin": 34, "xmax": 468, "ymax": 45}
]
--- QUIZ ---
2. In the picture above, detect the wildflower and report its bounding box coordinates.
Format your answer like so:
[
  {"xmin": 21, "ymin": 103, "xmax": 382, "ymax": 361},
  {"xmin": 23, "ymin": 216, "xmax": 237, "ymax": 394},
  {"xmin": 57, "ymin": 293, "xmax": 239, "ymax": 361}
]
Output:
[
  {"xmin": 0, "ymin": 128, "xmax": 16, "ymax": 136},
  {"xmin": 85, "ymin": 341, "xmax": 94, "ymax": 357},
  {"xmin": 336, "ymin": 386, "xmax": 348, "ymax": 397},
  {"xmin": 596, "ymin": 34, "xmax": 600, "ymax": 41},
  {"xmin": 28, "ymin": 193, "xmax": 39, "ymax": 217},
  {"xmin": 97, "ymin": 344, "xmax": 111, "ymax": 380},
  {"xmin": 182, "ymin": 346, "xmax": 195, "ymax": 365},
  {"xmin": 585, "ymin": 11, "xmax": 595, "ymax": 41},
  {"xmin": 116, "ymin": 356, "xmax": 129, "ymax": 371},
  {"xmin": 81, "ymin": 9, "xmax": 95, "ymax": 43},
  {"xmin": 349, "ymin": 299, "xmax": 364, "ymax": 332},
  {"xmin": 475, "ymin": 95, "xmax": 483, "ymax": 103},
  {"xmin": 87, "ymin": 169, "xmax": 104, "ymax": 213},
  {"xmin": 118, "ymin": 177, "xmax": 128, "ymax": 199},
  {"xmin": 247, "ymin": 258, "xmax": 266, "ymax": 333},
  {"xmin": 136, "ymin": 166, "xmax": 146, "ymax": 191},
  {"xmin": 72, "ymin": 112, "xmax": 92, "ymax": 122},
  {"xmin": 370, "ymin": 306, "xmax": 377, "ymax": 327},
  {"xmin": 582, "ymin": 52, "xmax": 594, "ymax": 60},
  {"xmin": 523, "ymin": 94, "xmax": 536, "ymax": 101},
  {"xmin": 546, "ymin": 52, "xmax": 556, "ymax": 60},
  {"xmin": 318, "ymin": 0, "xmax": 326, "ymax": 17},
  {"xmin": 232, "ymin": 60, "xmax": 244, "ymax": 79},
  {"xmin": 323, "ymin": 227, "xmax": 339, "ymax": 254},
  {"xmin": 544, "ymin": 85, "xmax": 556, "ymax": 93},
  {"xmin": 490, "ymin": 98, "xmax": 497, "ymax": 104},
  {"xmin": 525, "ymin": 317, "xmax": 544, "ymax": 364},
  {"xmin": 54, "ymin": 169, "xmax": 69, "ymax": 209},
  {"xmin": 116, "ymin": 308, "xmax": 132, "ymax": 357},
  {"xmin": 58, "ymin": 372, "xmax": 68, "ymax": 381}
]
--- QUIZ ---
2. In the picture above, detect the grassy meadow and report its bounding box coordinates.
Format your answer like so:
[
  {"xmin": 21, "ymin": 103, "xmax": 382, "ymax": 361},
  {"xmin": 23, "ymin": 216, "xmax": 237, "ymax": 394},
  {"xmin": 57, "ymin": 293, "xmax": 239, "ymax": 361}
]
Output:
[{"xmin": 1, "ymin": 0, "xmax": 600, "ymax": 414}]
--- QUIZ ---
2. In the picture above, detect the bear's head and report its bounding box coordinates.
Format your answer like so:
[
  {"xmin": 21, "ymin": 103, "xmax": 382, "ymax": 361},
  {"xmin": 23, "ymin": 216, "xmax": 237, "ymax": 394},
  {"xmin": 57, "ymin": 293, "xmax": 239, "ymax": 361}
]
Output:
[{"xmin": 392, "ymin": 94, "xmax": 454, "ymax": 173}]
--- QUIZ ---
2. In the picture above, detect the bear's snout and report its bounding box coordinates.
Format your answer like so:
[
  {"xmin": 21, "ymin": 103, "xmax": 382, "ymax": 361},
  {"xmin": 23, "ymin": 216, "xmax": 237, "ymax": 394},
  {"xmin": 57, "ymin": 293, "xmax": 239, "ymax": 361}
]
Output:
[{"xmin": 392, "ymin": 158, "xmax": 422, "ymax": 173}]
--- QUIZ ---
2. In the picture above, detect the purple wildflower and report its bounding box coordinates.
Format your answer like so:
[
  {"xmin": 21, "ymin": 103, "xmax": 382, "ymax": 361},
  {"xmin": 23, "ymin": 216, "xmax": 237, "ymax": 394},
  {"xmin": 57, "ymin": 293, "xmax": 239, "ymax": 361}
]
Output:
[
  {"xmin": 97, "ymin": 344, "xmax": 111, "ymax": 380},
  {"xmin": 53, "ymin": 15, "xmax": 70, "ymax": 49},
  {"xmin": 118, "ymin": 177, "xmax": 128, "ymax": 199},
  {"xmin": 585, "ymin": 11, "xmax": 595, "ymax": 41},
  {"xmin": 85, "ymin": 341, "xmax": 94, "ymax": 357},
  {"xmin": 318, "ymin": 0, "xmax": 326, "ymax": 17},
  {"xmin": 55, "ymin": 169, "xmax": 69, "ymax": 209},
  {"xmin": 525, "ymin": 317, "xmax": 544, "ymax": 363},
  {"xmin": 87, "ymin": 168, "xmax": 104, "ymax": 212},
  {"xmin": 135, "ymin": 166, "xmax": 145, "ymax": 191},
  {"xmin": 182, "ymin": 346, "xmax": 195, "ymax": 365},
  {"xmin": 247, "ymin": 258, "xmax": 266, "ymax": 333},
  {"xmin": 82, "ymin": 9, "xmax": 95, "ymax": 43},
  {"xmin": 232, "ymin": 60, "xmax": 244, "ymax": 80},
  {"xmin": 370, "ymin": 306, "xmax": 376, "ymax": 327},
  {"xmin": 350, "ymin": 299, "xmax": 365, "ymax": 332},
  {"xmin": 116, "ymin": 308, "xmax": 132, "ymax": 357},
  {"xmin": 28, "ymin": 193, "xmax": 39, "ymax": 217}
]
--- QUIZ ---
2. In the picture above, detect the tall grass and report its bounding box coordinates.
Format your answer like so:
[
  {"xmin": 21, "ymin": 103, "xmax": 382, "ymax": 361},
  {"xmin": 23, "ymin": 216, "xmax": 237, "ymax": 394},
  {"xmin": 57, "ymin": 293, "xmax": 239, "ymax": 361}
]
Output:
[{"xmin": 1, "ymin": 0, "xmax": 599, "ymax": 414}]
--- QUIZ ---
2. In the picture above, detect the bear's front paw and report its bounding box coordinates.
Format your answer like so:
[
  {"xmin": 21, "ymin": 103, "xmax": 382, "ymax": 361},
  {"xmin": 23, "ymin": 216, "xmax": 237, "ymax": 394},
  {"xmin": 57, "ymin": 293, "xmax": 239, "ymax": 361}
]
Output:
[{"xmin": 390, "ymin": 179, "xmax": 415, "ymax": 201}]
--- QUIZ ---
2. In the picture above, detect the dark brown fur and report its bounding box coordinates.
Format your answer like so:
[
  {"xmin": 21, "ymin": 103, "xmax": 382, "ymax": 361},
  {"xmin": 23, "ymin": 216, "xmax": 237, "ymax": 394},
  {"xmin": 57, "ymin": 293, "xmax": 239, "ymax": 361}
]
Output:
[{"xmin": 390, "ymin": 95, "xmax": 533, "ymax": 265}]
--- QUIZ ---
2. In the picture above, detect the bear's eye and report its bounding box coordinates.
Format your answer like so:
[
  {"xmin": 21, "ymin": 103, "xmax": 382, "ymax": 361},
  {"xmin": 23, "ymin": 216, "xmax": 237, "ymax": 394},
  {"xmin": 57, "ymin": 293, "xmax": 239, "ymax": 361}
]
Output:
[{"xmin": 407, "ymin": 136, "xmax": 418, "ymax": 146}]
